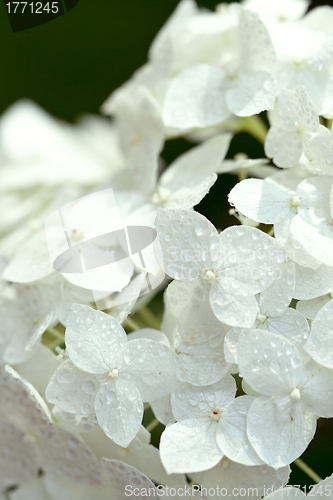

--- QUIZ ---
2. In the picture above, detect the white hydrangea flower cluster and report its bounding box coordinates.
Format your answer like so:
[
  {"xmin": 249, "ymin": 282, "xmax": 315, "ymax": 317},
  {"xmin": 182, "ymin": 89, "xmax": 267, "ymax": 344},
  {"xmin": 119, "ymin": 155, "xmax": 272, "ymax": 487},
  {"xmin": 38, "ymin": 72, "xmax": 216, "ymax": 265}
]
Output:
[{"xmin": 1, "ymin": 0, "xmax": 333, "ymax": 498}]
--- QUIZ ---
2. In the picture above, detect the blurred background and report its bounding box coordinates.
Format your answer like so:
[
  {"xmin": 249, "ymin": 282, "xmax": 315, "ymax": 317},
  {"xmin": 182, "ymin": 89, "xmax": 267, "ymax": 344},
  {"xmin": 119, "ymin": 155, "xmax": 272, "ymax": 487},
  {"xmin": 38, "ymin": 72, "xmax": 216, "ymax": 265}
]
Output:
[{"xmin": 0, "ymin": 0, "xmax": 331, "ymax": 488}]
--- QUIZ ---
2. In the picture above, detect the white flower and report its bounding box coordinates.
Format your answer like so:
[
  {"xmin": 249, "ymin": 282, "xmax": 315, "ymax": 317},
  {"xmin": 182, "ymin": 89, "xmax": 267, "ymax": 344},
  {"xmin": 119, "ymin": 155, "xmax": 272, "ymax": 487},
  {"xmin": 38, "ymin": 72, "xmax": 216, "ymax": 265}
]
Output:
[
  {"xmin": 46, "ymin": 304, "xmax": 182, "ymax": 447},
  {"xmin": 228, "ymin": 175, "xmax": 333, "ymax": 269},
  {"xmin": 155, "ymin": 208, "xmax": 286, "ymax": 327},
  {"xmin": 224, "ymin": 262, "xmax": 309, "ymax": 365},
  {"xmin": 160, "ymin": 376, "xmax": 239, "ymax": 473},
  {"xmin": 238, "ymin": 329, "xmax": 333, "ymax": 467},
  {"xmin": 272, "ymin": 7, "xmax": 333, "ymax": 118},
  {"xmin": 162, "ymin": 8, "xmax": 277, "ymax": 129},
  {"xmin": 161, "ymin": 279, "xmax": 231, "ymax": 386},
  {"xmin": 264, "ymin": 86, "xmax": 321, "ymax": 168}
]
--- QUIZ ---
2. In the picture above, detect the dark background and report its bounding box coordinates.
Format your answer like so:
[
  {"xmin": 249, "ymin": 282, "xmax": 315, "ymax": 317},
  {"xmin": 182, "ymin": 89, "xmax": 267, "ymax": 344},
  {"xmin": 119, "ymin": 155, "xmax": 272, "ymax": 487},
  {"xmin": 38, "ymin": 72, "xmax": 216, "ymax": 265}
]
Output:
[{"xmin": 1, "ymin": 0, "xmax": 332, "ymax": 488}]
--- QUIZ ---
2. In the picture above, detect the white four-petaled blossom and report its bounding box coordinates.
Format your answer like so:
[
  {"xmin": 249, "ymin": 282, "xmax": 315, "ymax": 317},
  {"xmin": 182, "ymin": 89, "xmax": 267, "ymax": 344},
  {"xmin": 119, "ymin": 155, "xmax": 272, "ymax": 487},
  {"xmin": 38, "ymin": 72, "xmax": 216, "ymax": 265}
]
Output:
[{"xmin": 46, "ymin": 304, "xmax": 183, "ymax": 447}]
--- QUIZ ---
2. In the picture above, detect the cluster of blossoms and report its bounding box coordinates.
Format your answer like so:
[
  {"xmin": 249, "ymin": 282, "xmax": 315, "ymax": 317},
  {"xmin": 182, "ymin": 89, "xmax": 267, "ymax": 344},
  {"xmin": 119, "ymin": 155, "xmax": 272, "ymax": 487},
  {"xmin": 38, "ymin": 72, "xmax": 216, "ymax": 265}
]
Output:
[{"xmin": 2, "ymin": 0, "xmax": 333, "ymax": 498}]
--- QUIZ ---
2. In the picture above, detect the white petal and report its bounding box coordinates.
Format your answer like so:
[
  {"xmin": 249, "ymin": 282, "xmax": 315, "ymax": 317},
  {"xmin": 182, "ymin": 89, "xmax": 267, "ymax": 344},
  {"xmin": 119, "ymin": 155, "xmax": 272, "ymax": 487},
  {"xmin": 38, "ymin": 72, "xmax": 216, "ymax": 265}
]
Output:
[
  {"xmin": 219, "ymin": 225, "xmax": 287, "ymax": 293},
  {"xmin": 9, "ymin": 478, "xmax": 51, "ymax": 500},
  {"xmin": 265, "ymin": 309, "xmax": 310, "ymax": 347},
  {"xmin": 3, "ymin": 230, "xmax": 54, "ymax": 283},
  {"xmin": 162, "ymin": 64, "xmax": 229, "ymax": 129},
  {"xmin": 259, "ymin": 262, "xmax": 295, "ymax": 317},
  {"xmin": 160, "ymin": 419, "xmax": 223, "ymax": 474},
  {"xmin": 304, "ymin": 300, "xmax": 333, "ymax": 370},
  {"xmin": 210, "ymin": 277, "xmax": 258, "ymax": 328},
  {"xmin": 43, "ymin": 476, "xmax": 102, "ymax": 500},
  {"xmin": 94, "ymin": 379, "xmax": 143, "ymax": 447},
  {"xmin": 65, "ymin": 304, "xmax": 127, "ymax": 374},
  {"xmin": 296, "ymin": 175, "xmax": 333, "ymax": 211},
  {"xmin": 239, "ymin": 10, "xmax": 276, "ymax": 74},
  {"xmin": 238, "ymin": 330, "xmax": 302, "ymax": 396},
  {"xmin": 191, "ymin": 459, "xmax": 290, "ymax": 498},
  {"xmin": 226, "ymin": 72, "xmax": 276, "ymax": 116},
  {"xmin": 105, "ymin": 86, "xmax": 164, "ymax": 193},
  {"xmin": 155, "ymin": 208, "xmax": 219, "ymax": 280},
  {"xmin": 164, "ymin": 279, "xmax": 229, "ymax": 344},
  {"xmin": 265, "ymin": 127, "xmax": 303, "ymax": 168},
  {"xmin": 127, "ymin": 328, "xmax": 170, "ymax": 346},
  {"xmin": 300, "ymin": 358, "xmax": 333, "ymax": 417},
  {"xmin": 102, "ymin": 459, "xmax": 161, "ymax": 498},
  {"xmin": 216, "ymin": 396, "xmax": 264, "ymax": 466},
  {"xmin": 247, "ymin": 396, "xmax": 316, "ymax": 468},
  {"xmin": 0, "ymin": 281, "xmax": 62, "ymax": 365},
  {"xmin": 296, "ymin": 295, "xmax": 332, "ymax": 320},
  {"xmin": 290, "ymin": 208, "xmax": 333, "ymax": 268},
  {"xmin": 161, "ymin": 133, "xmax": 231, "ymax": 210},
  {"xmin": 171, "ymin": 376, "xmax": 236, "ymax": 421},
  {"xmin": 40, "ymin": 426, "xmax": 102, "ymax": 484},
  {"xmin": 275, "ymin": 212, "xmax": 321, "ymax": 271},
  {"xmin": 294, "ymin": 86, "xmax": 319, "ymax": 134},
  {"xmin": 0, "ymin": 419, "xmax": 39, "ymax": 488},
  {"xmin": 150, "ymin": 395, "xmax": 175, "ymax": 426},
  {"xmin": 303, "ymin": 125, "xmax": 333, "ymax": 175},
  {"xmin": 120, "ymin": 339, "xmax": 183, "ymax": 401},
  {"xmin": 83, "ymin": 425, "xmax": 187, "ymax": 488},
  {"xmin": 1, "ymin": 368, "xmax": 101, "ymax": 485},
  {"xmin": 228, "ymin": 179, "xmax": 291, "ymax": 224},
  {"xmin": 15, "ymin": 344, "xmax": 63, "ymax": 400},
  {"xmin": 178, "ymin": 340, "xmax": 230, "ymax": 386},
  {"xmin": 224, "ymin": 328, "xmax": 242, "ymax": 365},
  {"xmin": 45, "ymin": 359, "xmax": 99, "ymax": 415},
  {"xmin": 0, "ymin": 365, "xmax": 53, "ymax": 435},
  {"xmin": 294, "ymin": 262, "xmax": 333, "ymax": 300}
]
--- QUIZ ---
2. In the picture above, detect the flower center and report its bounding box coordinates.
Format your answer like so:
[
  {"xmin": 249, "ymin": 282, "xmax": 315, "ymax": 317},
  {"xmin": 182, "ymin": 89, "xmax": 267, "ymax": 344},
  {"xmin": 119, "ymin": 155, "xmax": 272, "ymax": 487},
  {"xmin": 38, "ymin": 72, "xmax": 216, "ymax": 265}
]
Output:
[
  {"xmin": 290, "ymin": 387, "xmax": 301, "ymax": 400},
  {"xmin": 203, "ymin": 269, "xmax": 217, "ymax": 282},
  {"xmin": 256, "ymin": 313, "xmax": 267, "ymax": 324},
  {"xmin": 293, "ymin": 58, "xmax": 303, "ymax": 68},
  {"xmin": 290, "ymin": 195, "xmax": 300, "ymax": 208},
  {"xmin": 108, "ymin": 368, "xmax": 119, "ymax": 380},
  {"xmin": 209, "ymin": 407, "xmax": 222, "ymax": 422}
]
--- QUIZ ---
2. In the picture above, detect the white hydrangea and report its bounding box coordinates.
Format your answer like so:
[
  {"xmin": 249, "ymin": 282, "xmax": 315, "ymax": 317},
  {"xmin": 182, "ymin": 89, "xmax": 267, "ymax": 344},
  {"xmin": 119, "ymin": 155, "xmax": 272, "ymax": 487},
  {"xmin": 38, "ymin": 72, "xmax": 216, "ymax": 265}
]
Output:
[{"xmin": 2, "ymin": 0, "xmax": 333, "ymax": 496}]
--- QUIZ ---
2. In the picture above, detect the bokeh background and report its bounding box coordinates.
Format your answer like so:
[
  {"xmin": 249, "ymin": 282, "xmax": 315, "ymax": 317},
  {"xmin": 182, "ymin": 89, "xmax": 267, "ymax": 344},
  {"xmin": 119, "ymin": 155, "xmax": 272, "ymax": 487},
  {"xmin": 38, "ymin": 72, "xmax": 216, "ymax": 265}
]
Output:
[{"xmin": 0, "ymin": 0, "xmax": 331, "ymax": 488}]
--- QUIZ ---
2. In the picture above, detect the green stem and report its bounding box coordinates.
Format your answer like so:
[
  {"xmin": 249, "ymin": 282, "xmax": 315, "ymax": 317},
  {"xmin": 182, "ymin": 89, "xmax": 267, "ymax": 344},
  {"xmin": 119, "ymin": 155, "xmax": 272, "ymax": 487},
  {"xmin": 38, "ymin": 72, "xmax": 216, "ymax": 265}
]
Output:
[
  {"xmin": 241, "ymin": 115, "xmax": 268, "ymax": 145},
  {"xmin": 137, "ymin": 307, "xmax": 160, "ymax": 330},
  {"xmin": 238, "ymin": 167, "xmax": 247, "ymax": 182},
  {"xmin": 293, "ymin": 459, "xmax": 322, "ymax": 483},
  {"xmin": 123, "ymin": 317, "xmax": 141, "ymax": 332},
  {"xmin": 144, "ymin": 403, "xmax": 150, "ymax": 411},
  {"xmin": 145, "ymin": 418, "xmax": 160, "ymax": 433},
  {"xmin": 47, "ymin": 327, "xmax": 65, "ymax": 342}
]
